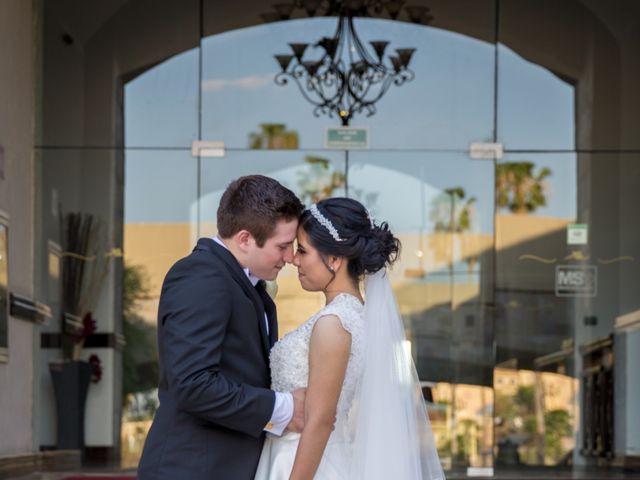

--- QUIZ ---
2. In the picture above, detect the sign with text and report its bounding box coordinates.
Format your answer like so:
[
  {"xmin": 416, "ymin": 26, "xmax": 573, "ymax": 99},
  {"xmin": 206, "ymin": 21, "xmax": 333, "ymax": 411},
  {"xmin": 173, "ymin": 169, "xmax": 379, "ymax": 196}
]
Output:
[
  {"xmin": 567, "ymin": 224, "xmax": 588, "ymax": 245},
  {"xmin": 555, "ymin": 265, "xmax": 597, "ymax": 297},
  {"xmin": 325, "ymin": 127, "xmax": 368, "ymax": 149}
]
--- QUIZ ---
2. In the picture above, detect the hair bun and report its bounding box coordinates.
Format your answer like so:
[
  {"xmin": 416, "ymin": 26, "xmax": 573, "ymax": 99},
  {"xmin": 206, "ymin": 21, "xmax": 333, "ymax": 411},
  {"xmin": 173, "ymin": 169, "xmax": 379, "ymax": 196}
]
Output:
[
  {"xmin": 354, "ymin": 221, "xmax": 400, "ymax": 275},
  {"xmin": 300, "ymin": 197, "xmax": 401, "ymax": 280}
]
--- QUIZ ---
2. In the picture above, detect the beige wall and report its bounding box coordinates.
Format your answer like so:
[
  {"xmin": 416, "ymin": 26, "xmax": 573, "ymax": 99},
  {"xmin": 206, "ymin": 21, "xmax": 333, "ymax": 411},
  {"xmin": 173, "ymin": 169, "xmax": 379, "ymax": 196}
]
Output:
[{"xmin": 0, "ymin": 0, "xmax": 36, "ymax": 457}]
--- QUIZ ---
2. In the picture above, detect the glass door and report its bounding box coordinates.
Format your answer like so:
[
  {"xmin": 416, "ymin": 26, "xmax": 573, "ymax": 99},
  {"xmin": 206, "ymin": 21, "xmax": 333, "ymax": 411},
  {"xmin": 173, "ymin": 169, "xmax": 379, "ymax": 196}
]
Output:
[{"xmin": 349, "ymin": 150, "xmax": 496, "ymax": 469}]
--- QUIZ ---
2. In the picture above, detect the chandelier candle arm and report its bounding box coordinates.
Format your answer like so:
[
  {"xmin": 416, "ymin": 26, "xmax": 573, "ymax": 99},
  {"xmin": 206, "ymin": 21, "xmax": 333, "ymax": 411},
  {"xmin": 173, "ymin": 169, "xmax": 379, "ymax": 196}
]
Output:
[
  {"xmin": 369, "ymin": 40, "xmax": 389, "ymax": 60},
  {"xmin": 272, "ymin": 0, "xmax": 426, "ymax": 125},
  {"xmin": 275, "ymin": 54, "xmax": 294, "ymax": 72},
  {"xmin": 396, "ymin": 48, "xmax": 415, "ymax": 68},
  {"xmin": 289, "ymin": 42, "xmax": 309, "ymax": 61}
]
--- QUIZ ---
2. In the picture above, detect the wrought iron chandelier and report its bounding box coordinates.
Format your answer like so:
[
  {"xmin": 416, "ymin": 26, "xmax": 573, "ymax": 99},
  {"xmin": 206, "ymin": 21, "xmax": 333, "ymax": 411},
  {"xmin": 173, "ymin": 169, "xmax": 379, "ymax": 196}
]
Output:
[{"xmin": 269, "ymin": 1, "xmax": 433, "ymax": 126}]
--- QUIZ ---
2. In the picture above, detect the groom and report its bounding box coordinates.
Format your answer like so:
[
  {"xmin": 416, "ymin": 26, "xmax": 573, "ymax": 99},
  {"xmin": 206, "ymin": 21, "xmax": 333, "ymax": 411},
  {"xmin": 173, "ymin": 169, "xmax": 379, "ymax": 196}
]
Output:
[{"xmin": 138, "ymin": 175, "xmax": 306, "ymax": 479}]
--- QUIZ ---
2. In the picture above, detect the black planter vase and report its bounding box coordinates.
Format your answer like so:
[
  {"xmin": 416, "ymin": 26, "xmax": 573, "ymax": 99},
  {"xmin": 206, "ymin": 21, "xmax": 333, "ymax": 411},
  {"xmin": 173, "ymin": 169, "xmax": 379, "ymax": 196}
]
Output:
[{"xmin": 49, "ymin": 360, "xmax": 92, "ymax": 450}]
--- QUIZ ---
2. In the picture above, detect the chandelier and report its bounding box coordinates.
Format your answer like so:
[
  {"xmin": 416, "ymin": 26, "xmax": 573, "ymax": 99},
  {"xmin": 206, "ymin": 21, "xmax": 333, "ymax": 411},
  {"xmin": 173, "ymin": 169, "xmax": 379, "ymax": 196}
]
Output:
[{"xmin": 269, "ymin": 1, "xmax": 433, "ymax": 126}]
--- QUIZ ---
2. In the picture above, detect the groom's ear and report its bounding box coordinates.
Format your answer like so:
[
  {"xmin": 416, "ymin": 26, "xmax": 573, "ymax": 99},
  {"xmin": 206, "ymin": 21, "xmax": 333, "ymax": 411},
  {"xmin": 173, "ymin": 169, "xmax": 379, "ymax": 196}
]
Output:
[{"xmin": 234, "ymin": 229, "xmax": 254, "ymax": 252}]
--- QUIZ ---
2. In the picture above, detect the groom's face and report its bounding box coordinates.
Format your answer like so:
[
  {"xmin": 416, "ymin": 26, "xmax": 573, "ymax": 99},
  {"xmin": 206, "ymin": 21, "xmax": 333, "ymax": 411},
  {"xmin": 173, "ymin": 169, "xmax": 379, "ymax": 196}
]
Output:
[{"xmin": 246, "ymin": 218, "xmax": 298, "ymax": 280}]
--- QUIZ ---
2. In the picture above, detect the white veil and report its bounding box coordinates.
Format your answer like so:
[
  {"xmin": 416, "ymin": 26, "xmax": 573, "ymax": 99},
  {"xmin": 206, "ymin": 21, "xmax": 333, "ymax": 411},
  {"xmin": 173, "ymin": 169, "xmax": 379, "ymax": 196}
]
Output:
[{"xmin": 349, "ymin": 269, "xmax": 445, "ymax": 480}]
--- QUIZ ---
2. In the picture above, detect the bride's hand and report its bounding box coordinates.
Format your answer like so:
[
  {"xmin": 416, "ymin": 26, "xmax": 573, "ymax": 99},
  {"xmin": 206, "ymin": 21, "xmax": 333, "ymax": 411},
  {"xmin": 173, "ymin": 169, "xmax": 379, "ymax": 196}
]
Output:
[{"xmin": 286, "ymin": 388, "xmax": 306, "ymax": 433}]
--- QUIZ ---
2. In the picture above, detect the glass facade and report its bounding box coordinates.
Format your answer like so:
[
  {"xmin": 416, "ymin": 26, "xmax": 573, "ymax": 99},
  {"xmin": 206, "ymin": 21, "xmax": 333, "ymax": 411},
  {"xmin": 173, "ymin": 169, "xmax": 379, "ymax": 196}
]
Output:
[
  {"xmin": 0, "ymin": 218, "xmax": 8, "ymax": 362},
  {"xmin": 36, "ymin": 0, "xmax": 640, "ymax": 475}
]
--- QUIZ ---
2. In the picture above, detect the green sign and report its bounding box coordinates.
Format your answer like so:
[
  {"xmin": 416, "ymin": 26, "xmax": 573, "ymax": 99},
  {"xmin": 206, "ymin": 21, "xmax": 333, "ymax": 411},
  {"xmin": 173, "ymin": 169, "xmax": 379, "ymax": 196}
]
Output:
[
  {"xmin": 567, "ymin": 224, "xmax": 588, "ymax": 245},
  {"xmin": 325, "ymin": 127, "xmax": 368, "ymax": 149}
]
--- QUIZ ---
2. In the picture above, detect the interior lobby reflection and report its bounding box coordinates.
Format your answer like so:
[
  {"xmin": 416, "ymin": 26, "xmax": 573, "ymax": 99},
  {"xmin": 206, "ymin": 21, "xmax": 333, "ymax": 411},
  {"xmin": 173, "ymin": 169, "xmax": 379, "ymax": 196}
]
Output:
[{"xmin": 34, "ymin": 0, "xmax": 640, "ymax": 475}]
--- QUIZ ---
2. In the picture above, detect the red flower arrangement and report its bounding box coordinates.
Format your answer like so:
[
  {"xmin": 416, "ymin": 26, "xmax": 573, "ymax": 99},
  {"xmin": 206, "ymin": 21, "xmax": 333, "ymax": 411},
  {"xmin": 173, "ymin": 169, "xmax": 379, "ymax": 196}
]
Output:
[
  {"xmin": 88, "ymin": 354, "xmax": 103, "ymax": 383},
  {"xmin": 71, "ymin": 312, "xmax": 97, "ymax": 344},
  {"xmin": 68, "ymin": 312, "xmax": 102, "ymax": 383}
]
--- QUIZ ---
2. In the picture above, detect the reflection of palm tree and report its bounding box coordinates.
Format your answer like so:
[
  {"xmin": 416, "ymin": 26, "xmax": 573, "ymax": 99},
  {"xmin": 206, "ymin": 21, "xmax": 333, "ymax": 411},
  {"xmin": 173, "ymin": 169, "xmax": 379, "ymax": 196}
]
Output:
[
  {"xmin": 297, "ymin": 156, "xmax": 346, "ymax": 204},
  {"xmin": 431, "ymin": 187, "xmax": 477, "ymax": 233},
  {"xmin": 430, "ymin": 187, "xmax": 478, "ymax": 276},
  {"xmin": 248, "ymin": 123, "xmax": 299, "ymax": 149},
  {"xmin": 496, "ymin": 162, "xmax": 551, "ymax": 214}
]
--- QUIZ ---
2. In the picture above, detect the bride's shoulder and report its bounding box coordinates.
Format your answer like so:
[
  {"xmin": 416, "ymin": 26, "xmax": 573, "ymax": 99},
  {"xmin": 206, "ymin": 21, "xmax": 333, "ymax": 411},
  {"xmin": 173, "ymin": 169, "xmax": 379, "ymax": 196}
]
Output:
[{"xmin": 315, "ymin": 293, "xmax": 364, "ymax": 335}]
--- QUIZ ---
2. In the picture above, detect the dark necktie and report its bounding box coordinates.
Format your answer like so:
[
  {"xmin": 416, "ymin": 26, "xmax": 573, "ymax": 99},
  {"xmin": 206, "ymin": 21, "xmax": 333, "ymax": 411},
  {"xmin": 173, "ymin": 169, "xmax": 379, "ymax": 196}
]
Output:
[{"xmin": 255, "ymin": 280, "xmax": 278, "ymax": 347}]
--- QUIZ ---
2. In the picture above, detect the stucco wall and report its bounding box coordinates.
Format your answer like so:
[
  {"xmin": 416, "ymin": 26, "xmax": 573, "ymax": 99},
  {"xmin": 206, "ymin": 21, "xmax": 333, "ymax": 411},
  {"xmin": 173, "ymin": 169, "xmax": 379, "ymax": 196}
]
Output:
[{"xmin": 0, "ymin": 0, "xmax": 36, "ymax": 457}]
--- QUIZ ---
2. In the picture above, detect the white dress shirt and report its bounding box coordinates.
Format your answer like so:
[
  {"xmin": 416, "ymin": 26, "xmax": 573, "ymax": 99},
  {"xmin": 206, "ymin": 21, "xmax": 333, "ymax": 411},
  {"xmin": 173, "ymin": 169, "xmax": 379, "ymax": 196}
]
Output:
[{"xmin": 212, "ymin": 237, "xmax": 293, "ymax": 435}]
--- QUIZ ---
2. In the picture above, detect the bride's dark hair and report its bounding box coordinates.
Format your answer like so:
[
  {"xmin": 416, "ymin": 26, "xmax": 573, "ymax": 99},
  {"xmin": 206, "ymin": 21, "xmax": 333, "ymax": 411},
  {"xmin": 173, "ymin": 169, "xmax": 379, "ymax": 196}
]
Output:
[{"xmin": 300, "ymin": 198, "xmax": 400, "ymax": 282}]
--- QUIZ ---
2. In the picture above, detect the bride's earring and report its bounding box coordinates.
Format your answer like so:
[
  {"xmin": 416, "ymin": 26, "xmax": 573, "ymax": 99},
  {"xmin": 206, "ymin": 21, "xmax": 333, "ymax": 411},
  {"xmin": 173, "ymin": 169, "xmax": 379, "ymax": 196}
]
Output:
[{"xmin": 328, "ymin": 257, "xmax": 342, "ymax": 273}]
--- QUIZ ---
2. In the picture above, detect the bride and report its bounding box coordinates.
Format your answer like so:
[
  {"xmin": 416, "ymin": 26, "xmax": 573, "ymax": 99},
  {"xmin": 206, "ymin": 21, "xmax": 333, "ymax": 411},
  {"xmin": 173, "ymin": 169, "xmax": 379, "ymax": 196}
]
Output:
[{"xmin": 255, "ymin": 198, "xmax": 445, "ymax": 480}]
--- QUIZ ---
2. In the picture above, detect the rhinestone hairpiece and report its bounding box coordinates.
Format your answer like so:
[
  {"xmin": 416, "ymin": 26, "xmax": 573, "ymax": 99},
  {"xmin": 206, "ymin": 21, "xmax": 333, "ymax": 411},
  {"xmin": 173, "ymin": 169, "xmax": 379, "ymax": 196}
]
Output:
[
  {"xmin": 366, "ymin": 209, "xmax": 375, "ymax": 229},
  {"xmin": 309, "ymin": 204, "xmax": 345, "ymax": 242}
]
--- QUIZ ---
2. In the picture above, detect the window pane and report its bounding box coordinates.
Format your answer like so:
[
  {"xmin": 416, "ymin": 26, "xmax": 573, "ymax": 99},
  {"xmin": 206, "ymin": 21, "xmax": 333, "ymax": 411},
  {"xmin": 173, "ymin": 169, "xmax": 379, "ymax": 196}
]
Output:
[
  {"xmin": 494, "ymin": 153, "xmax": 640, "ymax": 468},
  {"xmin": 201, "ymin": 1, "xmax": 496, "ymax": 150},
  {"xmin": 498, "ymin": 0, "xmax": 640, "ymax": 150},
  {"xmin": 349, "ymin": 151, "xmax": 495, "ymax": 469},
  {"xmin": 0, "ymin": 222, "xmax": 7, "ymax": 354}
]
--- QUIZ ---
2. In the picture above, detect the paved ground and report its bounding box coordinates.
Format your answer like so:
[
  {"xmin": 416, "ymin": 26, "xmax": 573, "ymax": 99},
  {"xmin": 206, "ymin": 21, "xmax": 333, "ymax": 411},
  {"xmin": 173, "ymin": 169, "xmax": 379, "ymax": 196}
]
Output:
[
  {"xmin": 6, "ymin": 475, "xmax": 135, "ymax": 480},
  {"xmin": 5, "ymin": 467, "xmax": 640, "ymax": 480}
]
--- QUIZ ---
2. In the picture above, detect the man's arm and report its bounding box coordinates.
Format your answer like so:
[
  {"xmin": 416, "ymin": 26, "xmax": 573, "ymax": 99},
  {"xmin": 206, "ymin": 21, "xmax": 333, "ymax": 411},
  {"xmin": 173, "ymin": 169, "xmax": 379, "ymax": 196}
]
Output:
[
  {"xmin": 265, "ymin": 388, "xmax": 306, "ymax": 435},
  {"xmin": 160, "ymin": 258, "xmax": 274, "ymax": 438}
]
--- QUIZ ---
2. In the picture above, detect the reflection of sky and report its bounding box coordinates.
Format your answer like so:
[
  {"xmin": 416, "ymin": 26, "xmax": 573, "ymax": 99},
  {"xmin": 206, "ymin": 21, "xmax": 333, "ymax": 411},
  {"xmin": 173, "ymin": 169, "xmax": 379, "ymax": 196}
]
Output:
[
  {"xmin": 125, "ymin": 49, "xmax": 199, "ymax": 148},
  {"xmin": 200, "ymin": 18, "xmax": 495, "ymax": 149},
  {"xmin": 498, "ymin": 45, "xmax": 575, "ymax": 150},
  {"xmin": 124, "ymin": 18, "xmax": 576, "ymax": 224},
  {"xmin": 348, "ymin": 152, "xmax": 495, "ymax": 233},
  {"xmin": 125, "ymin": 150, "xmax": 197, "ymax": 223}
]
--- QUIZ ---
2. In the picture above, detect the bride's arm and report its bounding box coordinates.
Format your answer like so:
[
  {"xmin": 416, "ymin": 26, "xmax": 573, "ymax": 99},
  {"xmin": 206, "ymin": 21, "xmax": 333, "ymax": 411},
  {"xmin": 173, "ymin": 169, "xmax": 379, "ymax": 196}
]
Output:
[{"xmin": 289, "ymin": 314, "xmax": 351, "ymax": 480}]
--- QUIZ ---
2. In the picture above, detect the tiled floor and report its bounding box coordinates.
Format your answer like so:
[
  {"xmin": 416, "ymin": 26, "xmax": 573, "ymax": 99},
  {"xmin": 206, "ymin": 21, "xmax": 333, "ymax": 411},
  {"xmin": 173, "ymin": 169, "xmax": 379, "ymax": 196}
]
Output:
[
  {"xmin": 4, "ymin": 471, "xmax": 136, "ymax": 480},
  {"xmin": 5, "ymin": 467, "xmax": 640, "ymax": 480},
  {"xmin": 5, "ymin": 471, "xmax": 136, "ymax": 480},
  {"xmin": 2, "ymin": 464, "xmax": 136, "ymax": 480}
]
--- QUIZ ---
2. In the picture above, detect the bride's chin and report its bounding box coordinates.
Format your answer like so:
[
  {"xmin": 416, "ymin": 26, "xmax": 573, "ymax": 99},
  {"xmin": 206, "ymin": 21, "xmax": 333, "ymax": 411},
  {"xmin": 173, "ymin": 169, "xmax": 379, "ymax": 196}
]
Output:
[{"xmin": 297, "ymin": 279, "xmax": 318, "ymax": 292}]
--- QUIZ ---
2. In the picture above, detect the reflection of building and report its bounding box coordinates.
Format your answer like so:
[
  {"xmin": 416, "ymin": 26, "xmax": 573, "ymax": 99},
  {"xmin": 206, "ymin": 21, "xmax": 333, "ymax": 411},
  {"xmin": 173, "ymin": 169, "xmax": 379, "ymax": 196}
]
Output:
[{"xmin": 1, "ymin": 0, "xmax": 640, "ymax": 477}]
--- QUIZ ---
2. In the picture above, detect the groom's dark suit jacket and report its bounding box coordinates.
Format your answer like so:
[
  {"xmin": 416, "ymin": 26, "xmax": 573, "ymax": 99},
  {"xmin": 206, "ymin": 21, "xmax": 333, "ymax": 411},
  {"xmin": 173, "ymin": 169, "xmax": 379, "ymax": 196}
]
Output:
[{"xmin": 138, "ymin": 238, "xmax": 279, "ymax": 480}]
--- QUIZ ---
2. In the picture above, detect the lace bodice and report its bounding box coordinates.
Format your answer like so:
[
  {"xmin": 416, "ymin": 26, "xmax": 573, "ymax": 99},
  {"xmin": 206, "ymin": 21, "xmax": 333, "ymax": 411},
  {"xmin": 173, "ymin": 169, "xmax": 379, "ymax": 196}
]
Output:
[{"xmin": 270, "ymin": 293, "xmax": 365, "ymax": 423}]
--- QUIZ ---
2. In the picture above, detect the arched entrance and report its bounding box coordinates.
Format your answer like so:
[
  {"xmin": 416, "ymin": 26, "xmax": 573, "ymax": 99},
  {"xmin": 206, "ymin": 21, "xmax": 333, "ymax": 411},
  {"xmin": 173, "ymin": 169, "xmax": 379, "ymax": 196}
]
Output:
[{"xmin": 36, "ymin": 0, "xmax": 640, "ymax": 474}]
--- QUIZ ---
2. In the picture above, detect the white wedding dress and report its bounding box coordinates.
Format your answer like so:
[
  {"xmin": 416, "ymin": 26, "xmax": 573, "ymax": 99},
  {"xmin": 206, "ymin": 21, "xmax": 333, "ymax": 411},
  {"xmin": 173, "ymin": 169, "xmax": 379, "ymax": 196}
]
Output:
[{"xmin": 254, "ymin": 293, "xmax": 365, "ymax": 479}]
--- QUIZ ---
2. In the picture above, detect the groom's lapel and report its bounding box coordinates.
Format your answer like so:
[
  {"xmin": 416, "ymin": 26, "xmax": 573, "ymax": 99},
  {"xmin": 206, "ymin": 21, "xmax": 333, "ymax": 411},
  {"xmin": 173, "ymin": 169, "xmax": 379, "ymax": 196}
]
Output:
[{"xmin": 195, "ymin": 238, "xmax": 271, "ymax": 359}]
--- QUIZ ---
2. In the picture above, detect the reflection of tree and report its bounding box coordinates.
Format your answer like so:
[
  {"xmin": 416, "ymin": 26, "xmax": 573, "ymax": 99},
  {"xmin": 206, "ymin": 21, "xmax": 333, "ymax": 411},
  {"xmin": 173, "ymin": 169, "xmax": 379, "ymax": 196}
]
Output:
[
  {"xmin": 249, "ymin": 123, "xmax": 299, "ymax": 149},
  {"xmin": 496, "ymin": 162, "xmax": 551, "ymax": 214},
  {"xmin": 544, "ymin": 409, "xmax": 572, "ymax": 463},
  {"xmin": 296, "ymin": 156, "xmax": 345, "ymax": 204},
  {"xmin": 122, "ymin": 263, "xmax": 158, "ymax": 412},
  {"xmin": 430, "ymin": 187, "xmax": 477, "ymax": 233},
  {"xmin": 455, "ymin": 418, "xmax": 480, "ymax": 466},
  {"xmin": 429, "ymin": 187, "xmax": 478, "ymax": 273},
  {"xmin": 496, "ymin": 383, "xmax": 573, "ymax": 466}
]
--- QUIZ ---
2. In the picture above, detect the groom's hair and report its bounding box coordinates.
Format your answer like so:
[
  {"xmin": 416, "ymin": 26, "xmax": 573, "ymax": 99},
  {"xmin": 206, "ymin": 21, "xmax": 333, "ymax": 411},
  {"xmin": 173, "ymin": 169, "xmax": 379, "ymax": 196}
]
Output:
[{"xmin": 217, "ymin": 175, "xmax": 303, "ymax": 247}]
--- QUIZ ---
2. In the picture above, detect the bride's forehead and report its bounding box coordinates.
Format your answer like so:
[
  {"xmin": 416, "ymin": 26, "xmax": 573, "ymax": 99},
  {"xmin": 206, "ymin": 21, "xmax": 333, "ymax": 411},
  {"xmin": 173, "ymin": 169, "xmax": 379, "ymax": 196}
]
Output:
[{"xmin": 295, "ymin": 229, "xmax": 313, "ymax": 247}]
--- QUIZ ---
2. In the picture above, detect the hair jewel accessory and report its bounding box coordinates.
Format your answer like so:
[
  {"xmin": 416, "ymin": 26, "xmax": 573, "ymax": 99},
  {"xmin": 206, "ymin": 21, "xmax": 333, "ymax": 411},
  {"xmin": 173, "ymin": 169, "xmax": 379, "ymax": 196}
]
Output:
[
  {"xmin": 366, "ymin": 209, "xmax": 375, "ymax": 229},
  {"xmin": 309, "ymin": 204, "xmax": 345, "ymax": 242}
]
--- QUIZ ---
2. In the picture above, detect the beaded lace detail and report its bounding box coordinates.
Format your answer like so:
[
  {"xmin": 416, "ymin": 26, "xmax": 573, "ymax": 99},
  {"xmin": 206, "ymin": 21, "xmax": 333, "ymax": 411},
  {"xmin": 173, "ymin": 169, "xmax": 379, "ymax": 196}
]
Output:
[{"xmin": 270, "ymin": 293, "xmax": 365, "ymax": 421}]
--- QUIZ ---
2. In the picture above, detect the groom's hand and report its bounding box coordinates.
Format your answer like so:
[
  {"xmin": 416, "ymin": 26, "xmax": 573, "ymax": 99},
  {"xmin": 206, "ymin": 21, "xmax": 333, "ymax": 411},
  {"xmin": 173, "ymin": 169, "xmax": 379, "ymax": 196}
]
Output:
[{"xmin": 286, "ymin": 388, "xmax": 306, "ymax": 433}]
